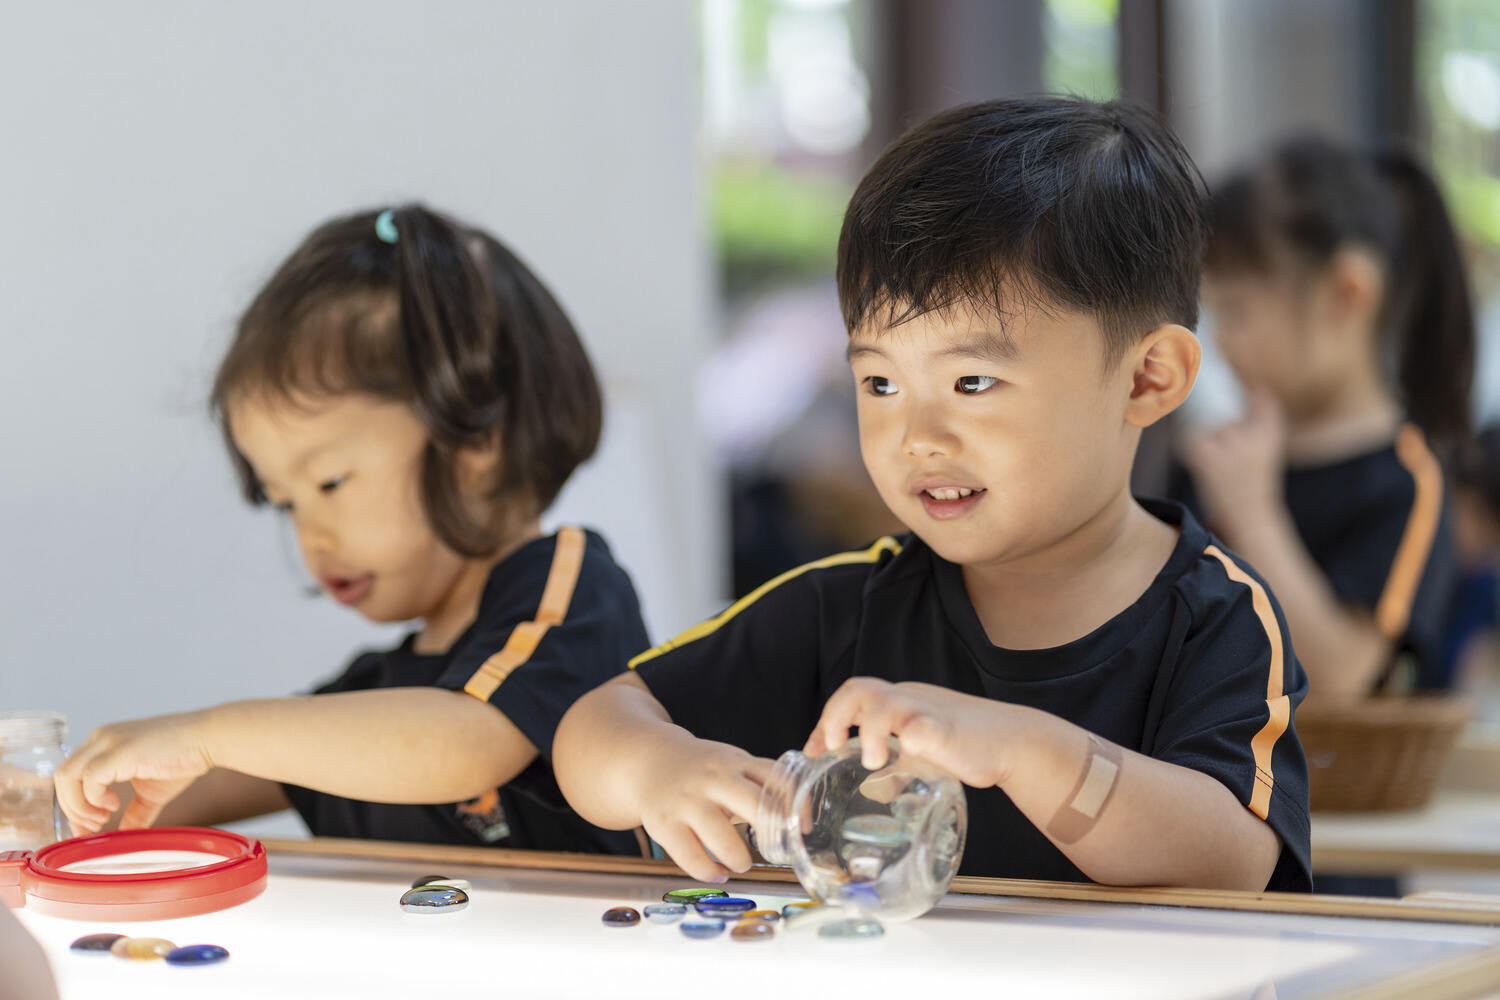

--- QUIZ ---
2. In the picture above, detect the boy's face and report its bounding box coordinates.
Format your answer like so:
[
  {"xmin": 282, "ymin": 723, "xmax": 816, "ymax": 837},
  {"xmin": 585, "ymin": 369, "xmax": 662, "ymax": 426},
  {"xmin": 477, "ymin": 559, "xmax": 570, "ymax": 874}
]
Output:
[
  {"xmin": 849, "ymin": 303, "xmax": 1140, "ymax": 569},
  {"xmin": 226, "ymin": 393, "xmax": 475, "ymax": 630}
]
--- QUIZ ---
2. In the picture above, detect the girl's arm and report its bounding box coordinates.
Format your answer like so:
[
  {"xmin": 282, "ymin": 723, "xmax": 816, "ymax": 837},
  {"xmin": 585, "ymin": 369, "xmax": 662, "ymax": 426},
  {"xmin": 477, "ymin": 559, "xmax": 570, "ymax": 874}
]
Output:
[
  {"xmin": 56, "ymin": 688, "xmax": 535, "ymax": 833},
  {"xmin": 1219, "ymin": 507, "xmax": 1391, "ymax": 697}
]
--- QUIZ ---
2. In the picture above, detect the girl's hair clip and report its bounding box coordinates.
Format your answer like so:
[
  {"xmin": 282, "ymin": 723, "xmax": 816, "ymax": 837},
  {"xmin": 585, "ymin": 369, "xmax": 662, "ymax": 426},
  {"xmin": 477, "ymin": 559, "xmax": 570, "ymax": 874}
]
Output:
[{"xmin": 374, "ymin": 209, "xmax": 399, "ymax": 245}]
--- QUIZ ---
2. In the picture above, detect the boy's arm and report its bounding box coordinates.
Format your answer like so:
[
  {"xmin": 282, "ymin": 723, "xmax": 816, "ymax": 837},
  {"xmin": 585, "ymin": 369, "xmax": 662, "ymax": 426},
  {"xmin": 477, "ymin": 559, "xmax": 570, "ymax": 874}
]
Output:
[
  {"xmin": 808, "ymin": 681, "xmax": 1281, "ymax": 889},
  {"xmin": 554, "ymin": 672, "xmax": 772, "ymax": 882},
  {"xmin": 56, "ymin": 688, "xmax": 535, "ymax": 833}
]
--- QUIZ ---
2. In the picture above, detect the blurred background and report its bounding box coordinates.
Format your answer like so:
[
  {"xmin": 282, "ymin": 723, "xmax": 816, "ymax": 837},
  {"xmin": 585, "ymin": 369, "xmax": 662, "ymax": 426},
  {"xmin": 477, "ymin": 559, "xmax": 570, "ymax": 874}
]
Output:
[{"xmin": 4, "ymin": 0, "xmax": 1500, "ymax": 778}]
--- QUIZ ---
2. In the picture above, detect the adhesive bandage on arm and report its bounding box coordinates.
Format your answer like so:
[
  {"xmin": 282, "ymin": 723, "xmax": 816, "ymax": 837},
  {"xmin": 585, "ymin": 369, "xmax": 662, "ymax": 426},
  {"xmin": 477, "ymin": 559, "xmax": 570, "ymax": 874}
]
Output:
[{"xmin": 1046, "ymin": 734, "xmax": 1124, "ymax": 845}]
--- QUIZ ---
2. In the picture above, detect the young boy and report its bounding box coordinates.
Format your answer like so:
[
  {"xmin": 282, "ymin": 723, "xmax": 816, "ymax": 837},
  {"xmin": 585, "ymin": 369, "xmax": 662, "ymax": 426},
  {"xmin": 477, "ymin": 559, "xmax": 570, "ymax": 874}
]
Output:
[{"xmin": 554, "ymin": 97, "xmax": 1311, "ymax": 892}]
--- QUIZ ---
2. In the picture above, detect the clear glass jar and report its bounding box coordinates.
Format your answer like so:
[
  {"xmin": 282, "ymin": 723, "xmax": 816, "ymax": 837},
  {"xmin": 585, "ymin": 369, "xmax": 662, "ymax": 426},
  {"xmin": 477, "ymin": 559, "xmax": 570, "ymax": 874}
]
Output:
[
  {"xmin": 0, "ymin": 711, "xmax": 69, "ymax": 850},
  {"xmin": 755, "ymin": 737, "xmax": 966, "ymax": 922}
]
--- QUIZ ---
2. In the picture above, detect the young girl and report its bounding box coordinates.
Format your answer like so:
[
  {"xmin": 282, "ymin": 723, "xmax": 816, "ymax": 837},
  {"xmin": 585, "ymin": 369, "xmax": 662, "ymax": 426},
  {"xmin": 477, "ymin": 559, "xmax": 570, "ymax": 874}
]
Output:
[
  {"xmin": 1177, "ymin": 137, "xmax": 1474, "ymax": 699},
  {"xmin": 53, "ymin": 205, "xmax": 648, "ymax": 855}
]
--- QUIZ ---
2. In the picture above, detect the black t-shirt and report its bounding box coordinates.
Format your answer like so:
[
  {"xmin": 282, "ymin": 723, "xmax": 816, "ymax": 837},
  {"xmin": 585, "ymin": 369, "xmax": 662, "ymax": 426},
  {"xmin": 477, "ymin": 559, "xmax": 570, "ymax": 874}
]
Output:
[
  {"xmin": 634, "ymin": 499, "xmax": 1312, "ymax": 892},
  {"xmin": 282, "ymin": 527, "xmax": 647, "ymax": 855},
  {"xmin": 1171, "ymin": 424, "xmax": 1455, "ymax": 690}
]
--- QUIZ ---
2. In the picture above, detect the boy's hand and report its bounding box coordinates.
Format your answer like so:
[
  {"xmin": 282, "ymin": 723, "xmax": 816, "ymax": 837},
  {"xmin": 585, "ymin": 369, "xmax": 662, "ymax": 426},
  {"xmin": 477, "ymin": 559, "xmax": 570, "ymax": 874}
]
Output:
[
  {"xmin": 1180, "ymin": 388, "xmax": 1286, "ymax": 534},
  {"xmin": 632, "ymin": 739, "xmax": 774, "ymax": 883},
  {"xmin": 54, "ymin": 712, "xmax": 216, "ymax": 834},
  {"xmin": 805, "ymin": 678, "xmax": 1010, "ymax": 788}
]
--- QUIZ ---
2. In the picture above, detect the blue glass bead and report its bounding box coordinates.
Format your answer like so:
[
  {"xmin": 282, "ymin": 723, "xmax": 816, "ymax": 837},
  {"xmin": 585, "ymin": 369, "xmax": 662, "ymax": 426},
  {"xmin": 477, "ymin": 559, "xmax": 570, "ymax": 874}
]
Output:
[
  {"xmin": 694, "ymin": 896, "xmax": 755, "ymax": 916},
  {"xmin": 643, "ymin": 903, "xmax": 687, "ymax": 924},
  {"xmin": 818, "ymin": 917, "xmax": 885, "ymax": 939},
  {"xmin": 70, "ymin": 933, "xmax": 124, "ymax": 953},
  {"xmin": 680, "ymin": 917, "xmax": 726, "ymax": 939},
  {"xmin": 400, "ymin": 886, "xmax": 469, "ymax": 912},
  {"xmin": 165, "ymin": 944, "xmax": 230, "ymax": 966},
  {"xmin": 602, "ymin": 906, "xmax": 641, "ymax": 926}
]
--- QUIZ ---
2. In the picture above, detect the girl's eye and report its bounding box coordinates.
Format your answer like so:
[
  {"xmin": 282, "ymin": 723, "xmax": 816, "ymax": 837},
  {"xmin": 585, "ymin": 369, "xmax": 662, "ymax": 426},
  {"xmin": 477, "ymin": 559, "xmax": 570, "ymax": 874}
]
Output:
[
  {"xmin": 864, "ymin": 376, "xmax": 899, "ymax": 397},
  {"xmin": 270, "ymin": 499, "xmax": 294, "ymax": 515},
  {"xmin": 956, "ymin": 375, "xmax": 1000, "ymax": 395},
  {"xmin": 318, "ymin": 476, "xmax": 347, "ymax": 494}
]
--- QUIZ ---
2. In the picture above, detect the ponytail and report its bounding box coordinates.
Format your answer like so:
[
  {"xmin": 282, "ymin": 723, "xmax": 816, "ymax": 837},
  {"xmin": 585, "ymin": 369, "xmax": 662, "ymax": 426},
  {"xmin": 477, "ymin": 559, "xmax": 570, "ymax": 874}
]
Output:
[
  {"xmin": 1205, "ymin": 137, "xmax": 1476, "ymax": 449},
  {"xmin": 1372, "ymin": 149, "xmax": 1475, "ymax": 447}
]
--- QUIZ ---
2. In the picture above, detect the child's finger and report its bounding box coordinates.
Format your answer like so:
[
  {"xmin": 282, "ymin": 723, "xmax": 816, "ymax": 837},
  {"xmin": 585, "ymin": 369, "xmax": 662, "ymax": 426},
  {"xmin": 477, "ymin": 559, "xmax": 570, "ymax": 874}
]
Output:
[
  {"xmin": 810, "ymin": 678, "xmax": 885, "ymax": 756},
  {"xmin": 690, "ymin": 808, "xmax": 753, "ymax": 874},
  {"xmin": 711, "ymin": 773, "xmax": 767, "ymax": 829},
  {"xmin": 652, "ymin": 822, "xmax": 730, "ymax": 884},
  {"xmin": 53, "ymin": 760, "xmax": 109, "ymax": 833},
  {"xmin": 118, "ymin": 787, "xmax": 172, "ymax": 832}
]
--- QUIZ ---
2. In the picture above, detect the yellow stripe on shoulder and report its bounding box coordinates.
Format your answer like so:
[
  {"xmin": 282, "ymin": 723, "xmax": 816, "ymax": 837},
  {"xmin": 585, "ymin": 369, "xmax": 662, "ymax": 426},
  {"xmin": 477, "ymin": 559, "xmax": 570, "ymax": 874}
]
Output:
[
  {"xmin": 628, "ymin": 536, "xmax": 903, "ymax": 669},
  {"xmin": 1203, "ymin": 544, "xmax": 1289, "ymax": 822}
]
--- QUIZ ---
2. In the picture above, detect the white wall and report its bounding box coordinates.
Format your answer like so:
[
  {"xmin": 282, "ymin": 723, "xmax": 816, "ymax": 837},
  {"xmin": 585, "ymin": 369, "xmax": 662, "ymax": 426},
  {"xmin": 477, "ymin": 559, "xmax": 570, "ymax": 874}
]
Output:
[{"xmin": 0, "ymin": 2, "xmax": 721, "ymax": 744}]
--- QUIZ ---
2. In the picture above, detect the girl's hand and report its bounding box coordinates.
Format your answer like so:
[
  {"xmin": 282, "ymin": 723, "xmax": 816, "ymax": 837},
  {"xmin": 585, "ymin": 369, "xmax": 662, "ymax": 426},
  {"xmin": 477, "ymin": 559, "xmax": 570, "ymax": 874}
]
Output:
[
  {"xmin": 1179, "ymin": 388, "xmax": 1287, "ymax": 536},
  {"xmin": 54, "ymin": 711, "xmax": 216, "ymax": 834},
  {"xmin": 632, "ymin": 740, "xmax": 774, "ymax": 883},
  {"xmin": 805, "ymin": 678, "xmax": 1012, "ymax": 789}
]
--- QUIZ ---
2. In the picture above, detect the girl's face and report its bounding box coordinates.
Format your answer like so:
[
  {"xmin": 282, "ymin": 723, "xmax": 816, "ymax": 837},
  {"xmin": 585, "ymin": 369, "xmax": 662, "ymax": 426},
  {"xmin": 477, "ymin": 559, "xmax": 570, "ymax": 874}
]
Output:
[
  {"xmin": 1201, "ymin": 268, "xmax": 1316, "ymax": 408},
  {"xmin": 227, "ymin": 393, "xmax": 487, "ymax": 637}
]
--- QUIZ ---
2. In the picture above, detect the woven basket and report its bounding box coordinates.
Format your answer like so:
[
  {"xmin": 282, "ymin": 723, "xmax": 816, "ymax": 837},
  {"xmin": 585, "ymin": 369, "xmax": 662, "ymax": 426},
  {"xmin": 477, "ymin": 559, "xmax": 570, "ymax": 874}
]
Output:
[{"xmin": 1298, "ymin": 695, "xmax": 1473, "ymax": 812}]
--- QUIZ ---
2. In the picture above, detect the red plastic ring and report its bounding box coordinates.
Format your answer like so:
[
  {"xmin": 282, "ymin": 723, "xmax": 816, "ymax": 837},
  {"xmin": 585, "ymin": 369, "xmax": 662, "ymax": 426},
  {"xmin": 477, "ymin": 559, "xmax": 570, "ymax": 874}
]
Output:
[{"xmin": 11, "ymin": 827, "xmax": 266, "ymax": 921}]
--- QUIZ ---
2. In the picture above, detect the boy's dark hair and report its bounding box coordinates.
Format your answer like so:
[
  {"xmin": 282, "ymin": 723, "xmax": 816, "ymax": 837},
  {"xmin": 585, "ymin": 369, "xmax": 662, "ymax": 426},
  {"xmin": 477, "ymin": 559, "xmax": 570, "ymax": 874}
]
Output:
[
  {"xmin": 1205, "ymin": 136, "xmax": 1475, "ymax": 446},
  {"xmin": 837, "ymin": 96, "xmax": 1207, "ymax": 363},
  {"xmin": 212, "ymin": 203, "xmax": 602, "ymax": 557}
]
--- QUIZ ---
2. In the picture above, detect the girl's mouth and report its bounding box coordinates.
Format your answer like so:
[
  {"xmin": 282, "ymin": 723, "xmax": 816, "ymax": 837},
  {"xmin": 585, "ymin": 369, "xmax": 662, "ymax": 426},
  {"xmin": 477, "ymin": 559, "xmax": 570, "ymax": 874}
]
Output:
[{"xmin": 322, "ymin": 574, "xmax": 374, "ymax": 606}]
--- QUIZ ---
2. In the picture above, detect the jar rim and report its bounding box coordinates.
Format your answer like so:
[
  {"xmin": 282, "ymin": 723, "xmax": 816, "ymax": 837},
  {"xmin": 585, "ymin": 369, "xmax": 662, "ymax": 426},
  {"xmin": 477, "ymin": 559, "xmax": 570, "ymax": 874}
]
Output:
[{"xmin": 0, "ymin": 710, "xmax": 67, "ymax": 747}]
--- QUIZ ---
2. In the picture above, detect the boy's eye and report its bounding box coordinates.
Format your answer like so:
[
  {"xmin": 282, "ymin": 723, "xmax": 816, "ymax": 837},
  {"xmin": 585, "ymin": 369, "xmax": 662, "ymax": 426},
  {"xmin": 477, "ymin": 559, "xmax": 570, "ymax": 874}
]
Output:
[
  {"xmin": 318, "ymin": 476, "xmax": 347, "ymax": 494},
  {"xmin": 956, "ymin": 375, "xmax": 999, "ymax": 395},
  {"xmin": 863, "ymin": 376, "xmax": 899, "ymax": 397}
]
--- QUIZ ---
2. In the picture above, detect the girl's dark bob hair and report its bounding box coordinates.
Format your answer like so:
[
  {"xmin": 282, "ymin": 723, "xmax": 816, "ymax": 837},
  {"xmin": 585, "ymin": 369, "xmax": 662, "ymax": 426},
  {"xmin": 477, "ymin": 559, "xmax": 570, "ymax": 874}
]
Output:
[{"xmin": 212, "ymin": 203, "xmax": 602, "ymax": 557}]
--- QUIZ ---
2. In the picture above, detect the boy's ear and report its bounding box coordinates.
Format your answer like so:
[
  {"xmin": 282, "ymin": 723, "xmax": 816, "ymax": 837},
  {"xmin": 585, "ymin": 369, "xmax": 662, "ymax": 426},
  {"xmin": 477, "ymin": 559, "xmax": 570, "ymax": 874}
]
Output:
[{"xmin": 1124, "ymin": 324, "xmax": 1200, "ymax": 428}]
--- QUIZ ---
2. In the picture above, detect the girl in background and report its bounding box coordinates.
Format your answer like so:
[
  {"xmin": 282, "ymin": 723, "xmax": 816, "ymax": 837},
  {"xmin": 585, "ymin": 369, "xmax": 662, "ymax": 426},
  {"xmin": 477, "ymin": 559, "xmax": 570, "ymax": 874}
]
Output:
[
  {"xmin": 1178, "ymin": 137, "xmax": 1475, "ymax": 699},
  {"xmin": 55, "ymin": 205, "xmax": 647, "ymax": 856}
]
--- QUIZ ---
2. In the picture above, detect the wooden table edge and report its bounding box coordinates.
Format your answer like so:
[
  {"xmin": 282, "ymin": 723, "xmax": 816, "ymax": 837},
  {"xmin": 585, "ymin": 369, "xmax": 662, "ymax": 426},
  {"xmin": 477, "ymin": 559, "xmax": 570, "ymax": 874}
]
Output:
[{"xmin": 260, "ymin": 836, "xmax": 1500, "ymax": 926}]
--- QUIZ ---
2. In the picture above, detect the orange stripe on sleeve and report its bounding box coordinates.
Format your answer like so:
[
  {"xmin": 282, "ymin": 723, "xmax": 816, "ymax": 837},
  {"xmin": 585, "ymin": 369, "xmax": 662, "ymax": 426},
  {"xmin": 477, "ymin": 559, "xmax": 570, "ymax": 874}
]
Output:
[
  {"xmin": 1203, "ymin": 545, "xmax": 1289, "ymax": 821},
  {"xmin": 462, "ymin": 526, "xmax": 586, "ymax": 701},
  {"xmin": 1373, "ymin": 424, "xmax": 1444, "ymax": 641}
]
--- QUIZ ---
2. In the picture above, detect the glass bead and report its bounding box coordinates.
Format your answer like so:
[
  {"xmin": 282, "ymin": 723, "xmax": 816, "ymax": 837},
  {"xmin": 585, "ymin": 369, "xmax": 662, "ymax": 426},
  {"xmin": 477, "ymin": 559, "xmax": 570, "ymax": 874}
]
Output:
[
  {"xmin": 110, "ymin": 937, "xmax": 175, "ymax": 960},
  {"xmin": 70, "ymin": 933, "xmax": 124, "ymax": 954},
  {"xmin": 643, "ymin": 903, "xmax": 687, "ymax": 924},
  {"xmin": 731, "ymin": 920, "xmax": 775, "ymax": 941},
  {"xmin": 165, "ymin": 944, "xmax": 230, "ymax": 966},
  {"xmin": 400, "ymin": 886, "xmax": 469, "ymax": 913},
  {"xmin": 818, "ymin": 917, "xmax": 885, "ymax": 939},
  {"xmin": 679, "ymin": 917, "xmax": 726, "ymax": 939},
  {"xmin": 602, "ymin": 906, "xmax": 641, "ymax": 926},
  {"xmin": 662, "ymin": 887, "xmax": 728, "ymax": 903}
]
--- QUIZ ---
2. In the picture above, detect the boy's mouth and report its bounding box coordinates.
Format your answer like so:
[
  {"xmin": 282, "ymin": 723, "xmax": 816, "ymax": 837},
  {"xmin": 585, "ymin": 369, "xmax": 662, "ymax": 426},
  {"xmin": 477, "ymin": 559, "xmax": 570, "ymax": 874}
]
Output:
[
  {"xmin": 321, "ymin": 573, "xmax": 375, "ymax": 606},
  {"xmin": 915, "ymin": 485, "xmax": 987, "ymax": 520}
]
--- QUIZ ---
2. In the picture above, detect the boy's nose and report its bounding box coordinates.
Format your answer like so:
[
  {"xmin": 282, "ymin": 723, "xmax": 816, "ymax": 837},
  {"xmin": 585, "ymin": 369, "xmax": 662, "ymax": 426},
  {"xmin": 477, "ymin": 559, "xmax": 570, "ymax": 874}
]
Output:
[{"xmin": 901, "ymin": 404, "xmax": 958, "ymax": 457}]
